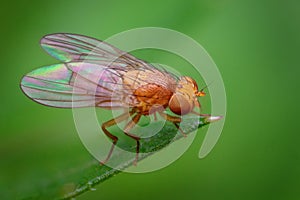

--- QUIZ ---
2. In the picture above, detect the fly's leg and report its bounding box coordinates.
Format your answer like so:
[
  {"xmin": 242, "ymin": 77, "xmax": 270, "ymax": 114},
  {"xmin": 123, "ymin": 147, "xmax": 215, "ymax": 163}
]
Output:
[
  {"xmin": 158, "ymin": 112, "xmax": 187, "ymax": 137},
  {"xmin": 100, "ymin": 111, "xmax": 135, "ymax": 165},
  {"xmin": 191, "ymin": 110, "xmax": 211, "ymax": 117},
  {"xmin": 153, "ymin": 112, "xmax": 158, "ymax": 121},
  {"xmin": 190, "ymin": 111, "xmax": 223, "ymax": 122},
  {"xmin": 173, "ymin": 123, "xmax": 187, "ymax": 138},
  {"xmin": 123, "ymin": 113, "xmax": 142, "ymax": 166}
]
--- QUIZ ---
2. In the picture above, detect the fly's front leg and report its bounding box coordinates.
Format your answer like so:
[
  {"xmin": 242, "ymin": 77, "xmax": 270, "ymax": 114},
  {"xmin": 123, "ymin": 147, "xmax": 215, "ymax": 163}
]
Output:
[
  {"xmin": 191, "ymin": 110, "xmax": 211, "ymax": 117},
  {"xmin": 158, "ymin": 112, "xmax": 187, "ymax": 137},
  {"xmin": 191, "ymin": 111, "xmax": 223, "ymax": 122},
  {"xmin": 100, "ymin": 110, "xmax": 135, "ymax": 165},
  {"xmin": 123, "ymin": 113, "xmax": 142, "ymax": 165}
]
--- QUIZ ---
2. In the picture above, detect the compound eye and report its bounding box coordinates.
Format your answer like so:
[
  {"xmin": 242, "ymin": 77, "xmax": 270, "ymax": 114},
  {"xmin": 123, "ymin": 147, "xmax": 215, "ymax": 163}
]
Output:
[{"xmin": 169, "ymin": 94, "xmax": 192, "ymax": 115}]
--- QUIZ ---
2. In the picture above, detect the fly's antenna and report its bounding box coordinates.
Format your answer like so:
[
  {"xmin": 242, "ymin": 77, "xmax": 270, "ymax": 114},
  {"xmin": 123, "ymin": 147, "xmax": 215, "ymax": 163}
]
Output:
[
  {"xmin": 196, "ymin": 81, "xmax": 214, "ymax": 97},
  {"xmin": 201, "ymin": 81, "xmax": 214, "ymax": 91}
]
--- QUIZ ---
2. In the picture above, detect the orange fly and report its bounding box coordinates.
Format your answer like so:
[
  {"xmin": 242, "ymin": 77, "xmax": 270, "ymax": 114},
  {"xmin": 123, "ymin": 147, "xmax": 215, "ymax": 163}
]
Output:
[{"xmin": 21, "ymin": 33, "xmax": 210, "ymax": 165}]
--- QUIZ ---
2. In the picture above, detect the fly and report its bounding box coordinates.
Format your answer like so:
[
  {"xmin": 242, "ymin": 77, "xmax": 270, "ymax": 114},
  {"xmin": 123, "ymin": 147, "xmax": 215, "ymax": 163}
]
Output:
[{"xmin": 20, "ymin": 33, "xmax": 215, "ymax": 165}]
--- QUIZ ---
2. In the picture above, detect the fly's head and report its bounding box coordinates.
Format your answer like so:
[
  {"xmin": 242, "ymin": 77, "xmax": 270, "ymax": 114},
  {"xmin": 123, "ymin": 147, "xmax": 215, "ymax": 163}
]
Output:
[{"xmin": 169, "ymin": 76, "xmax": 206, "ymax": 115}]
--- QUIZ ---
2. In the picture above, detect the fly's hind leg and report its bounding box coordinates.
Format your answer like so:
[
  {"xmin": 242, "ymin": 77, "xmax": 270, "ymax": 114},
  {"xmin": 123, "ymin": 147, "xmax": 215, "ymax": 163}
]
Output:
[
  {"xmin": 158, "ymin": 112, "xmax": 187, "ymax": 137},
  {"xmin": 123, "ymin": 113, "xmax": 142, "ymax": 166},
  {"xmin": 100, "ymin": 111, "xmax": 135, "ymax": 165}
]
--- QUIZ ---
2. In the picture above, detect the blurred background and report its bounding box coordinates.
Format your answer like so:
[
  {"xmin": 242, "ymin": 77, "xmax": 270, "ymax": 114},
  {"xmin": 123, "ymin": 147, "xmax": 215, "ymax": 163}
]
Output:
[{"xmin": 1, "ymin": 0, "xmax": 299, "ymax": 199}]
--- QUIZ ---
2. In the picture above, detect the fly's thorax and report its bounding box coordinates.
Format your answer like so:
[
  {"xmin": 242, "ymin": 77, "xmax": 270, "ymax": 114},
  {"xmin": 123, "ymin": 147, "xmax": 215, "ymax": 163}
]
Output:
[
  {"xmin": 169, "ymin": 76, "xmax": 198, "ymax": 115},
  {"xmin": 122, "ymin": 69, "xmax": 176, "ymax": 114},
  {"xmin": 134, "ymin": 83, "xmax": 173, "ymax": 115}
]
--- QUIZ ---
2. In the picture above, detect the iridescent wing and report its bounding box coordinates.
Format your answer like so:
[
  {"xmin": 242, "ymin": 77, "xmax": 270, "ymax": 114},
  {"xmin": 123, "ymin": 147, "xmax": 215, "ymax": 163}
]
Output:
[
  {"xmin": 21, "ymin": 33, "xmax": 178, "ymax": 108},
  {"xmin": 21, "ymin": 63, "xmax": 128, "ymax": 108},
  {"xmin": 40, "ymin": 33, "xmax": 152, "ymax": 70}
]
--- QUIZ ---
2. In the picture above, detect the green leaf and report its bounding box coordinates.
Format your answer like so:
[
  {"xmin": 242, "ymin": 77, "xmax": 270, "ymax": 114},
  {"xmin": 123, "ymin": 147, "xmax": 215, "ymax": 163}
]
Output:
[
  {"xmin": 59, "ymin": 115, "xmax": 221, "ymax": 200},
  {"xmin": 19, "ymin": 115, "xmax": 221, "ymax": 200}
]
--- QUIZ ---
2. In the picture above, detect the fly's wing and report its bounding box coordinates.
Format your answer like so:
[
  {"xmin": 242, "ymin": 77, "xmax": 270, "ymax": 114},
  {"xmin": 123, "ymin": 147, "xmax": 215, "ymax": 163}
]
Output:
[
  {"xmin": 41, "ymin": 33, "xmax": 179, "ymax": 83},
  {"xmin": 40, "ymin": 33, "xmax": 152, "ymax": 70},
  {"xmin": 20, "ymin": 63, "xmax": 127, "ymax": 108},
  {"xmin": 21, "ymin": 33, "xmax": 179, "ymax": 108}
]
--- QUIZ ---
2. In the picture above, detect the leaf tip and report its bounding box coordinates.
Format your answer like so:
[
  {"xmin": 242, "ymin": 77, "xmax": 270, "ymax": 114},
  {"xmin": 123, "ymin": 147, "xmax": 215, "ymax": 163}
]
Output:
[{"xmin": 206, "ymin": 115, "xmax": 223, "ymax": 123}]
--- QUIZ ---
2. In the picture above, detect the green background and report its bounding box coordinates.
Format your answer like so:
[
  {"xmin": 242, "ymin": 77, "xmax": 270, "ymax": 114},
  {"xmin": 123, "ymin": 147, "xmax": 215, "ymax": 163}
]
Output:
[{"xmin": 1, "ymin": 0, "xmax": 299, "ymax": 199}]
